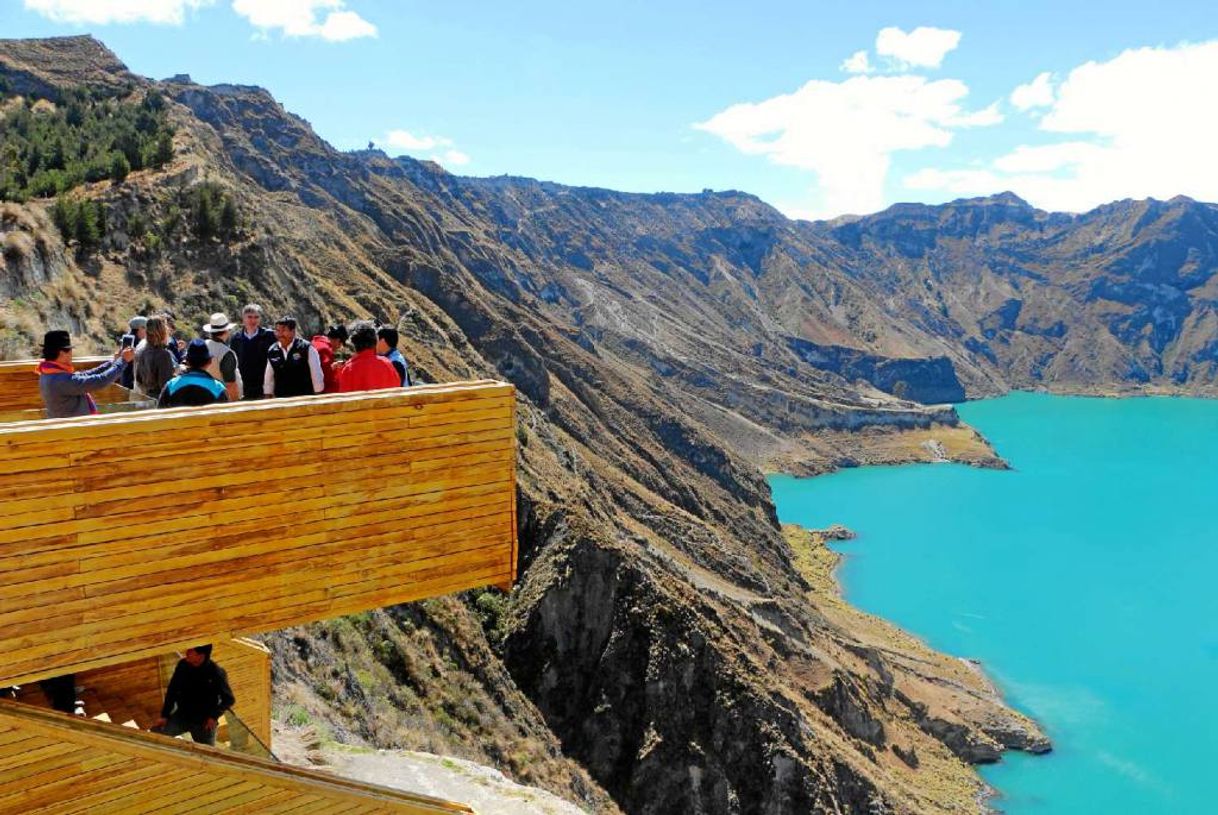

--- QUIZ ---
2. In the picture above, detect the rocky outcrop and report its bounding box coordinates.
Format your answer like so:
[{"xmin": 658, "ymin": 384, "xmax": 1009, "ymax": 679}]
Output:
[{"xmin": 788, "ymin": 338, "xmax": 966, "ymax": 404}]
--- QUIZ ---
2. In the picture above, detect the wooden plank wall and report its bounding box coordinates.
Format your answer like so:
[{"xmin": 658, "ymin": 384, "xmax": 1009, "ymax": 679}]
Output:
[
  {"xmin": 0, "ymin": 381, "xmax": 518, "ymax": 686},
  {"xmin": 0, "ymin": 357, "xmax": 134, "ymax": 418},
  {"xmin": 207, "ymin": 637, "xmax": 272, "ymax": 746},
  {"xmin": 0, "ymin": 700, "xmax": 474, "ymax": 814}
]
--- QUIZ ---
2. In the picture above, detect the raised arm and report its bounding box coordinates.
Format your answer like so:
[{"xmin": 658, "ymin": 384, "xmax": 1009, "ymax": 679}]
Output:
[{"xmin": 54, "ymin": 359, "xmax": 126, "ymax": 397}]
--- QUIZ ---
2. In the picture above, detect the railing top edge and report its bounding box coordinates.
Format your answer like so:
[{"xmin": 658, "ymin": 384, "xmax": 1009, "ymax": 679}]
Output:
[{"xmin": 0, "ymin": 379, "xmax": 515, "ymax": 436}]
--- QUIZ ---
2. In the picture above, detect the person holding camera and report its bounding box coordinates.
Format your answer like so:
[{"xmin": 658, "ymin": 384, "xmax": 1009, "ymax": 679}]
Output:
[{"xmin": 37, "ymin": 330, "xmax": 135, "ymax": 419}]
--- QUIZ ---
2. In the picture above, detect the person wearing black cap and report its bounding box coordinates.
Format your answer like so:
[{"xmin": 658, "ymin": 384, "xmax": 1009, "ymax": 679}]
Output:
[
  {"xmin": 157, "ymin": 339, "xmax": 229, "ymax": 408},
  {"xmin": 310, "ymin": 323, "xmax": 348, "ymax": 393},
  {"xmin": 36, "ymin": 330, "xmax": 135, "ymax": 419},
  {"xmin": 151, "ymin": 644, "xmax": 235, "ymax": 746}
]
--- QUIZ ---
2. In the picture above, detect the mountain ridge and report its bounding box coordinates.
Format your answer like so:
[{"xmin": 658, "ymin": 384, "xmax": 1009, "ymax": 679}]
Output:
[{"xmin": 7, "ymin": 34, "xmax": 1217, "ymax": 815}]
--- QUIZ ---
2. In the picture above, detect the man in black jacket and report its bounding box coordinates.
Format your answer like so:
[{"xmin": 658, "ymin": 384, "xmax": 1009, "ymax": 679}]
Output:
[
  {"xmin": 229, "ymin": 304, "xmax": 276, "ymax": 400},
  {"xmin": 264, "ymin": 315, "xmax": 324, "ymax": 398},
  {"xmin": 152, "ymin": 644, "xmax": 235, "ymax": 746}
]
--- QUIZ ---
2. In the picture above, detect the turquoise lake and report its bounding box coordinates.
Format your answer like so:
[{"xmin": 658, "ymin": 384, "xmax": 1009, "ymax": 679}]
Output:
[{"xmin": 769, "ymin": 392, "xmax": 1218, "ymax": 814}]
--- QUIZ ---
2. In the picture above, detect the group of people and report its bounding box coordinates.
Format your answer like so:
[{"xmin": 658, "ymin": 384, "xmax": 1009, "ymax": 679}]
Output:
[
  {"xmin": 26, "ymin": 306, "xmax": 414, "ymax": 740},
  {"xmin": 37, "ymin": 303, "xmax": 414, "ymax": 419}
]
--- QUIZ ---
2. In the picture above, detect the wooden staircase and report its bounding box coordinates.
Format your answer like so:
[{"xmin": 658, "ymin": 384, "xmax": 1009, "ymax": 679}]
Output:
[{"xmin": 0, "ymin": 699, "xmax": 473, "ymax": 814}]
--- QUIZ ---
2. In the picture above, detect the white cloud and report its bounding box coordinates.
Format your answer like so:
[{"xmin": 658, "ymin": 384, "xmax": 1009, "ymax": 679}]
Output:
[
  {"xmin": 695, "ymin": 74, "xmax": 998, "ymax": 218},
  {"xmin": 992, "ymin": 141, "xmax": 1104, "ymax": 174},
  {"xmin": 23, "ymin": 0, "xmax": 214, "ymax": 25},
  {"xmin": 315, "ymin": 9, "xmax": 375, "ymax": 41},
  {"xmin": 384, "ymin": 130, "xmax": 451, "ymax": 152},
  {"xmin": 947, "ymin": 101, "xmax": 1003, "ymax": 127},
  {"xmin": 231, "ymin": 0, "xmax": 376, "ymax": 41},
  {"xmin": 380, "ymin": 130, "xmax": 471, "ymax": 169},
  {"xmin": 906, "ymin": 40, "xmax": 1218, "ymax": 212},
  {"xmin": 1010, "ymin": 71, "xmax": 1055, "ymax": 111},
  {"xmin": 840, "ymin": 50, "xmax": 873, "ymax": 74},
  {"xmin": 875, "ymin": 26, "xmax": 962, "ymax": 69}
]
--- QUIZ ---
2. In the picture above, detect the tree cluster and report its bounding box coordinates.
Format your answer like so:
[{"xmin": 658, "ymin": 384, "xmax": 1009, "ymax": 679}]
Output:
[
  {"xmin": 0, "ymin": 86, "xmax": 174, "ymax": 202},
  {"xmin": 184, "ymin": 181, "xmax": 240, "ymax": 242},
  {"xmin": 49, "ymin": 196, "xmax": 106, "ymax": 253}
]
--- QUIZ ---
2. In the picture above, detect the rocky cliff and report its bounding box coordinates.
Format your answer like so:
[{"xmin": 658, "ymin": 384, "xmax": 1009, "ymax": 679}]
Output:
[{"xmin": 5, "ymin": 35, "xmax": 1213, "ymax": 815}]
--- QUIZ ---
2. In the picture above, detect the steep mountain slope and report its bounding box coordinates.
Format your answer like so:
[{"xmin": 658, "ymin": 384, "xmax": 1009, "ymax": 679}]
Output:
[{"xmin": 8, "ymin": 35, "xmax": 1216, "ymax": 815}]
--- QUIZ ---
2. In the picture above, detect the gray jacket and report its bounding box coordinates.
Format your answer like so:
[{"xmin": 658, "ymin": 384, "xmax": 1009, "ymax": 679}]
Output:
[{"xmin": 37, "ymin": 358, "xmax": 128, "ymax": 419}]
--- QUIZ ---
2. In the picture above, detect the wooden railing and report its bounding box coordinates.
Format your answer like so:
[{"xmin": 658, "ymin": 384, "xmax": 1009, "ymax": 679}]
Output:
[
  {"xmin": 0, "ymin": 700, "xmax": 473, "ymax": 813},
  {"xmin": 0, "ymin": 381, "xmax": 518, "ymax": 685}
]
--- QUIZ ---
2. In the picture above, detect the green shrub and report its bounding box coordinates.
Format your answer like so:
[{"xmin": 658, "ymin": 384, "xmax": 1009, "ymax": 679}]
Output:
[{"xmin": 109, "ymin": 152, "xmax": 130, "ymax": 183}]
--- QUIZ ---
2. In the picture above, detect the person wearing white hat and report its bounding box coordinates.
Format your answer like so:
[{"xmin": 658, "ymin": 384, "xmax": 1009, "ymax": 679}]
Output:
[{"xmin": 201, "ymin": 312, "xmax": 243, "ymax": 402}]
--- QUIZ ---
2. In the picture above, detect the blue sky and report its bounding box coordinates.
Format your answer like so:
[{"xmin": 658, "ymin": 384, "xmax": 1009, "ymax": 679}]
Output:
[{"xmin": 3, "ymin": 0, "xmax": 1217, "ymax": 218}]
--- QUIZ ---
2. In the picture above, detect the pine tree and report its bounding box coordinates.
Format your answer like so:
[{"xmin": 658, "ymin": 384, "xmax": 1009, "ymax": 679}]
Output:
[
  {"xmin": 109, "ymin": 152, "xmax": 130, "ymax": 183},
  {"xmin": 151, "ymin": 130, "xmax": 174, "ymax": 167},
  {"xmin": 219, "ymin": 195, "xmax": 238, "ymax": 238},
  {"xmin": 70, "ymin": 198, "xmax": 104, "ymax": 249},
  {"xmin": 192, "ymin": 187, "xmax": 218, "ymax": 241},
  {"xmin": 50, "ymin": 196, "xmax": 74, "ymax": 240}
]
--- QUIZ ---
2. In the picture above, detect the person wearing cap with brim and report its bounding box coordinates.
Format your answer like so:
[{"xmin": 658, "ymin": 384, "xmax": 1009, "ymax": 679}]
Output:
[
  {"xmin": 36, "ymin": 330, "xmax": 136, "ymax": 419},
  {"xmin": 157, "ymin": 339, "xmax": 229, "ymax": 409},
  {"xmin": 201, "ymin": 312, "xmax": 243, "ymax": 402},
  {"xmin": 120, "ymin": 316, "xmax": 148, "ymax": 390}
]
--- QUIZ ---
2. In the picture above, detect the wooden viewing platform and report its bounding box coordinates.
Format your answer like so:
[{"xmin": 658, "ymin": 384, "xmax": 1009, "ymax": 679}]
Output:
[{"xmin": 0, "ymin": 365, "xmax": 518, "ymax": 813}]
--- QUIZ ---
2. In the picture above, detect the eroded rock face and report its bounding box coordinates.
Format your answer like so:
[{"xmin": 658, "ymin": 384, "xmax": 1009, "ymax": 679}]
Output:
[{"xmin": 504, "ymin": 535, "xmax": 883, "ymax": 815}]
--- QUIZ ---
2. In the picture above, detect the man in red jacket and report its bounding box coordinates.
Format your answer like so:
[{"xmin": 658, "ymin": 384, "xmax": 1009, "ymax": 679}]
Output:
[
  {"xmin": 338, "ymin": 321, "xmax": 401, "ymax": 393},
  {"xmin": 310, "ymin": 324, "xmax": 348, "ymax": 393}
]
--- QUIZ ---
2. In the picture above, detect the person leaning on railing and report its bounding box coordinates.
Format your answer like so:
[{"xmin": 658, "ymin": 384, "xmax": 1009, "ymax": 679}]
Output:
[
  {"xmin": 36, "ymin": 330, "xmax": 135, "ymax": 419},
  {"xmin": 134, "ymin": 316, "xmax": 177, "ymax": 399},
  {"xmin": 151, "ymin": 644, "xmax": 235, "ymax": 747}
]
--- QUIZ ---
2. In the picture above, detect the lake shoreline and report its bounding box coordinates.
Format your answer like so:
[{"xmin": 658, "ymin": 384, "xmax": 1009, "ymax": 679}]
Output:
[
  {"xmin": 782, "ymin": 522, "xmax": 1051, "ymax": 815},
  {"xmin": 775, "ymin": 392, "xmax": 1218, "ymax": 812}
]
